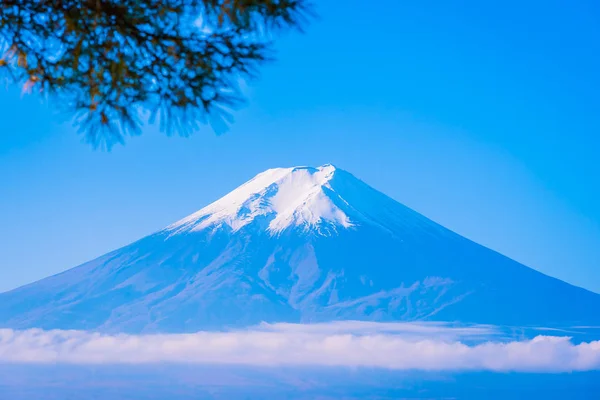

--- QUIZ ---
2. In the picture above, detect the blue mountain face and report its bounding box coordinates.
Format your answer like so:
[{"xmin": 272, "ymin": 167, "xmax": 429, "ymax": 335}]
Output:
[{"xmin": 1, "ymin": 164, "xmax": 598, "ymax": 333}]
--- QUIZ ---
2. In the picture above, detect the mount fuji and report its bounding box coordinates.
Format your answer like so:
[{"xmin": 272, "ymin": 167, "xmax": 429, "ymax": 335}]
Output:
[{"xmin": 1, "ymin": 164, "xmax": 599, "ymax": 333}]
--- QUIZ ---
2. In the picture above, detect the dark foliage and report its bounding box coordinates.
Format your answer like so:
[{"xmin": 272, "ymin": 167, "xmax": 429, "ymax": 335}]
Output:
[{"xmin": 0, "ymin": 0, "xmax": 312, "ymax": 148}]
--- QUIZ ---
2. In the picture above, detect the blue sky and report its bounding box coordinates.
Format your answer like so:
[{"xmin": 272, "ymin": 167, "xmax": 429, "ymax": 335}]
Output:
[{"xmin": 1, "ymin": 0, "xmax": 599, "ymax": 293}]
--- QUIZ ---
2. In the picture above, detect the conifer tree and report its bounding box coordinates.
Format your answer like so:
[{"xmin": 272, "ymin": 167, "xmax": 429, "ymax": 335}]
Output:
[{"xmin": 0, "ymin": 1, "xmax": 311, "ymax": 147}]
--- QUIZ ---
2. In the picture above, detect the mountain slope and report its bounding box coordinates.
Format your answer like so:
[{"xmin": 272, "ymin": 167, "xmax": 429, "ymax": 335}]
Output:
[{"xmin": 1, "ymin": 164, "xmax": 599, "ymax": 333}]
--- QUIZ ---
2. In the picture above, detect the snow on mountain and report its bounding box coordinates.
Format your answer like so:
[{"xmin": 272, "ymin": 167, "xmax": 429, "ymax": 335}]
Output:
[
  {"xmin": 1, "ymin": 164, "xmax": 599, "ymax": 333},
  {"xmin": 166, "ymin": 165, "xmax": 354, "ymax": 236},
  {"xmin": 165, "ymin": 164, "xmax": 442, "ymax": 238}
]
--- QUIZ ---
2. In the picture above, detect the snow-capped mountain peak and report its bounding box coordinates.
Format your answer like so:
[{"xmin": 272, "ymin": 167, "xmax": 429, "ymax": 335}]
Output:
[
  {"xmin": 166, "ymin": 164, "xmax": 355, "ymax": 236},
  {"xmin": 3, "ymin": 164, "xmax": 600, "ymax": 334}
]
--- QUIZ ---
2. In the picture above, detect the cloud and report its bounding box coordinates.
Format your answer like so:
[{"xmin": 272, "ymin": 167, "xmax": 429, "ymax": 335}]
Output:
[
  {"xmin": 0, "ymin": 322, "xmax": 599, "ymax": 372},
  {"xmin": 259, "ymin": 321, "xmax": 498, "ymax": 338}
]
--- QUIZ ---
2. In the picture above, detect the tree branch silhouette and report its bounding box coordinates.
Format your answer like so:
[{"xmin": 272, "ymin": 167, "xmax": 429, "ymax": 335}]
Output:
[{"xmin": 0, "ymin": 0, "xmax": 312, "ymax": 148}]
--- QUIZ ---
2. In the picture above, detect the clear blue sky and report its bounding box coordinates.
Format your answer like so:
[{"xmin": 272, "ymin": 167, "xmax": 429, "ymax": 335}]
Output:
[{"xmin": 1, "ymin": 0, "xmax": 599, "ymax": 293}]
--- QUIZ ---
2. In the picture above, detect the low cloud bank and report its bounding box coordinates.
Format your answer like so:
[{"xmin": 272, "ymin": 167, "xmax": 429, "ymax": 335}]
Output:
[
  {"xmin": 260, "ymin": 320, "xmax": 497, "ymax": 337},
  {"xmin": 1, "ymin": 322, "xmax": 599, "ymax": 372}
]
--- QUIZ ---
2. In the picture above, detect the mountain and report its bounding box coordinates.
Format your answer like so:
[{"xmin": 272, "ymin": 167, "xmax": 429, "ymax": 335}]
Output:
[{"xmin": 1, "ymin": 164, "xmax": 599, "ymax": 333}]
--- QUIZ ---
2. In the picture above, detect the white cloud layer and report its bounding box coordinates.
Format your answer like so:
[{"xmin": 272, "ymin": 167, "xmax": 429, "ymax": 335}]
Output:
[{"xmin": 1, "ymin": 322, "xmax": 599, "ymax": 372}]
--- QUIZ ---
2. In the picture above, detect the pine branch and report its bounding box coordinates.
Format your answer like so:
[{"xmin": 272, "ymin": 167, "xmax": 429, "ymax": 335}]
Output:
[{"xmin": 0, "ymin": 0, "xmax": 313, "ymax": 148}]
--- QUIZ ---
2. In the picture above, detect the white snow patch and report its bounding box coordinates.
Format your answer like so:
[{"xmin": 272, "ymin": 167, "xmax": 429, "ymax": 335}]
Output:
[{"xmin": 166, "ymin": 164, "xmax": 354, "ymax": 236}]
